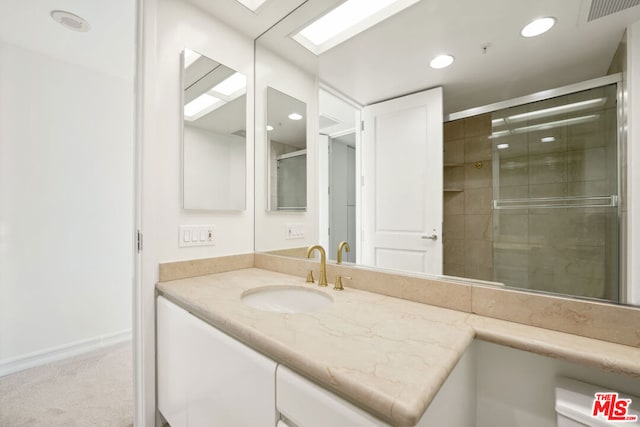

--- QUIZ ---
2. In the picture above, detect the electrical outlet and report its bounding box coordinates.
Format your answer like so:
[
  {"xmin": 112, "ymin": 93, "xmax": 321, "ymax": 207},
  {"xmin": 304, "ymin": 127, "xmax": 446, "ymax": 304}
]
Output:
[
  {"xmin": 286, "ymin": 223, "xmax": 305, "ymax": 240},
  {"xmin": 179, "ymin": 225, "xmax": 215, "ymax": 247}
]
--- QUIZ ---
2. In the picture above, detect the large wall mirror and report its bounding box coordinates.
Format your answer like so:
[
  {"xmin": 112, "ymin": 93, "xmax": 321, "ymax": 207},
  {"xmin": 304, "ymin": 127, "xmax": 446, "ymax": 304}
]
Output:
[
  {"xmin": 266, "ymin": 87, "xmax": 307, "ymax": 211},
  {"xmin": 254, "ymin": 0, "xmax": 640, "ymax": 307},
  {"xmin": 182, "ymin": 48, "xmax": 246, "ymax": 211}
]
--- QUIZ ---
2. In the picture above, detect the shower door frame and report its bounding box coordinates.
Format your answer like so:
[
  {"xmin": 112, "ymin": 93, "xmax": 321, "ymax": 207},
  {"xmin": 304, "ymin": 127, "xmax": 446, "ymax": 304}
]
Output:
[{"xmin": 444, "ymin": 73, "xmax": 626, "ymax": 303}]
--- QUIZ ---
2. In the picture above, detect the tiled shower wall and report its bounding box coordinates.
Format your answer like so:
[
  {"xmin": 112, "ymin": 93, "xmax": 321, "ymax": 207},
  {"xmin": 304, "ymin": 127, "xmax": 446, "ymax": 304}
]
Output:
[{"xmin": 443, "ymin": 114, "xmax": 494, "ymax": 281}]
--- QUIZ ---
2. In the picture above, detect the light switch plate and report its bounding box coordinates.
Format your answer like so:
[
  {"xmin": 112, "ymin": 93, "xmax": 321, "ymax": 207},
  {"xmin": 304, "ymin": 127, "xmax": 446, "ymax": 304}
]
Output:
[
  {"xmin": 179, "ymin": 225, "xmax": 215, "ymax": 247},
  {"xmin": 286, "ymin": 223, "xmax": 305, "ymax": 240}
]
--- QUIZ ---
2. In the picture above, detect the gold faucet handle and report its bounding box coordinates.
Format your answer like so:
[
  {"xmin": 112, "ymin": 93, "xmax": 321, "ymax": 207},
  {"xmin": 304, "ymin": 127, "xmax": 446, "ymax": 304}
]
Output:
[
  {"xmin": 334, "ymin": 275, "xmax": 351, "ymax": 291},
  {"xmin": 306, "ymin": 270, "xmax": 315, "ymax": 284}
]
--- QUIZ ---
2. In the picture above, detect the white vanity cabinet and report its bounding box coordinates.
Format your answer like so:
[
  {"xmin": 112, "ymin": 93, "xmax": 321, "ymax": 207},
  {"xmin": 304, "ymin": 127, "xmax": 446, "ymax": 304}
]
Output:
[{"xmin": 157, "ymin": 297, "xmax": 277, "ymax": 427}]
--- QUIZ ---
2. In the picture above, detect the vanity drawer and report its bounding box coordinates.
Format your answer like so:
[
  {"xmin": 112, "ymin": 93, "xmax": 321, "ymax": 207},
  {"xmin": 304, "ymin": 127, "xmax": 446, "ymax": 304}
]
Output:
[{"xmin": 276, "ymin": 366, "xmax": 390, "ymax": 427}]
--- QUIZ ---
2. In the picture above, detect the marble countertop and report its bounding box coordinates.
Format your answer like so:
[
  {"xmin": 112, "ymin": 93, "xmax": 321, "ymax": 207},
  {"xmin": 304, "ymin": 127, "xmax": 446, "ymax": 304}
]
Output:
[{"xmin": 156, "ymin": 267, "xmax": 640, "ymax": 426}]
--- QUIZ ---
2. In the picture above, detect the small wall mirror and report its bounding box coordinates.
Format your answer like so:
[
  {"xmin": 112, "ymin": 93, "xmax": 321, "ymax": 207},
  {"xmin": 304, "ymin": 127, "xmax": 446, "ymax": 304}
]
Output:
[
  {"xmin": 266, "ymin": 87, "xmax": 307, "ymax": 211},
  {"xmin": 182, "ymin": 48, "xmax": 246, "ymax": 211}
]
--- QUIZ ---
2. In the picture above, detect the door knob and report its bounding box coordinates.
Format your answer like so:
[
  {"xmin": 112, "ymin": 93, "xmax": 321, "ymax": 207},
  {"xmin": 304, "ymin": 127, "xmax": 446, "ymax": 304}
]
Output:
[{"xmin": 421, "ymin": 234, "xmax": 438, "ymax": 241}]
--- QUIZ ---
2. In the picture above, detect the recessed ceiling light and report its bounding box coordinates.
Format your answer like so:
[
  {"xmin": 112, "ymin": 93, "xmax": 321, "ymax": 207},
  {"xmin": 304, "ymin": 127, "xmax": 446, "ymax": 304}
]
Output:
[
  {"xmin": 211, "ymin": 72, "xmax": 247, "ymax": 96},
  {"xmin": 50, "ymin": 10, "xmax": 90, "ymax": 32},
  {"xmin": 497, "ymin": 143, "xmax": 510, "ymax": 149},
  {"xmin": 267, "ymin": 125, "xmax": 274, "ymax": 131},
  {"xmin": 292, "ymin": 0, "xmax": 420, "ymax": 55},
  {"xmin": 288, "ymin": 113, "xmax": 303, "ymax": 121},
  {"xmin": 521, "ymin": 17, "xmax": 556, "ymax": 38},
  {"xmin": 184, "ymin": 94, "xmax": 222, "ymax": 121},
  {"xmin": 541, "ymin": 136, "xmax": 556, "ymax": 143},
  {"xmin": 430, "ymin": 54, "xmax": 454, "ymax": 69}
]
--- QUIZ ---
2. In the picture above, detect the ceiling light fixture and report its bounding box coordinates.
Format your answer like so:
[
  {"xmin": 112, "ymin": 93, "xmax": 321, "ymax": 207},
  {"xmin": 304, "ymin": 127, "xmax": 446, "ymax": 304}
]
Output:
[
  {"xmin": 184, "ymin": 94, "xmax": 222, "ymax": 121},
  {"xmin": 541, "ymin": 136, "xmax": 556, "ymax": 143},
  {"xmin": 505, "ymin": 98, "xmax": 606, "ymax": 123},
  {"xmin": 490, "ymin": 114, "xmax": 599, "ymax": 138},
  {"xmin": 50, "ymin": 10, "xmax": 90, "ymax": 32},
  {"xmin": 211, "ymin": 72, "xmax": 247, "ymax": 96},
  {"xmin": 521, "ymin": 17, "xmax": 556, "ymax": 38},
  {"xmin": 288, "ymin": 113, "xmax": 303, "ymax": 121},
  {"xmin": 292, "ymin": 0, "xmax": 420, "ymax": 55},
  {"xmin": 497, "ymin": 143, "xmax": 510, "ymax": 149},
  {"xmin": 430, "ymin": 54, "xmax": 455, "ymax": 69},
  {"xmin": 267, "ymin": 125, "xmax": 274, "ymax": 131}
]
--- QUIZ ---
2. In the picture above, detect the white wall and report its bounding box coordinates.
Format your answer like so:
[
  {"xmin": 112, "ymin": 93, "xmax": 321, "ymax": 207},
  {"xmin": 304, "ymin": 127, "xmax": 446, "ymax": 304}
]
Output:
[
  {"xmin": 0, "ymin": 42, "xmax": 133, "ymax": 369},
  {"xmin": 140, "ymin": 1, "xmax": 255, "ymax": 424},
  {"xmin": 627, "ymin": 20, "xmax": 640, "ymax": 305},
  {"xmin": 183, "ymin": 125, "xmax": 245, "ymax": 210},
  {"xmin": 155, "ymin": 0, "xmax": 254, "ymax": 263},
  {"xmin": 255, "ymin": 46, "xmax": 319, "ymax": 251}
]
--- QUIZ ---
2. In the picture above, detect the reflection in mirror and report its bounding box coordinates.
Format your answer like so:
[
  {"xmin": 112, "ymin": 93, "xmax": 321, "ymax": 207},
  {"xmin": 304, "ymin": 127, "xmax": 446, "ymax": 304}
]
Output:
[
  {"xmin": 255, "ymin": 0, "xmax": 640, "ymax": 306},
  {"xmin": 266, "ymin": 87, "xmax": 307, "ymax": 211},
  {"xmin": 182, "ymin": 48, "xmax": 246, "ymax": 210}
]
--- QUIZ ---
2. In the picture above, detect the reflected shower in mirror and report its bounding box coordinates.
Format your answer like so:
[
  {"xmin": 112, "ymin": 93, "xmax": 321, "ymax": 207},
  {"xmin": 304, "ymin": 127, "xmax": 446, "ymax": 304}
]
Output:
[
  {"xmin": 182, "ymin": 48, "xmax": 246, "ymax": 211},
  {"xmin": 266, "ymin": 87, "xmax": 307, "ymax": 211}
]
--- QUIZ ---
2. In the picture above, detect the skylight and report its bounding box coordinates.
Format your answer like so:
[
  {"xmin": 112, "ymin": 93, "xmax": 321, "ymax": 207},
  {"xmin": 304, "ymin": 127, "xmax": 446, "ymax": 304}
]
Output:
[
  {"xmin": 292, "ymin": 0, "xmax": 420, "ymax": 55},
  {"xmin": 211, "ymin": 72, "xmax": 247, "ymax": 97},
  {"xmin": 234, "ymin": 0, "xmax": 269, "ymax": 12},
  {"xmin": 184, "ymin": 94, "xmax": 222, "ymax": 122}
]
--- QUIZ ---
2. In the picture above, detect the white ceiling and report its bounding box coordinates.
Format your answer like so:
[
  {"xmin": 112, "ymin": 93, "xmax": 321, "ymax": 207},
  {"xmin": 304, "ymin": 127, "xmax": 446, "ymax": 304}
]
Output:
[
  {"xmin": 267, "ymin": 87, "xmax": 307, "ymax": 148},
  {"xmin": 182, "ymin": 0, "xmax": 307, "ymax": 39},
  {"xmin": 0, "ymin": 0, "xmax": 135, "ymax": 80},
  {"xmin": 255, "ymin": 0, "xmax": 640, "ymax": 115}
]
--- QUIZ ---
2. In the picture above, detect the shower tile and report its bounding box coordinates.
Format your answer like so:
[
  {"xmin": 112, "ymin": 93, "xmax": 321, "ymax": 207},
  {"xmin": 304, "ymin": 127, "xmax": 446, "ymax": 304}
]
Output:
[
  {"xmin": 493, "ymin": 214, "xmax": 528, "ymax": 243},
  {"xmin": 528, "ymin": 183, "xmax": 567, "ymax": 198},
  {"xmin": 444, "ymin": 139, "xmax": 464, "ymax": 164},
  {"xmin": 568, "ymin": 147, "xmax": 606, "ymax": 182},
  {"xmin": 464, "ymin": 187, "xmax": 492, "ymax": 214},
  {"xmin": 464, "ymin": 161, "xmax": 492, "ymax": 189},
  {"xmin": 444, "ymin": 165, "xmax": 465, "ymax": 189},
  {"xmin": 444, "ymin": 119, "xmax": 464, "ymax": 142},
  {"xmin": 567, "ymin": 130, "xmax": 605, "ymax": 151},
  {"xmin": 443, "ymin": 263, "xmax": 465, "ymax": 278},
  {"xmin": 494, "ymin": 246, "xmax": 528, "ymax": 269},
  {"xmin": 568, "ymin": 180, "xmax": 609, "ymax": 197},
  {"xmin": 499, "ymin": 156, "xmax": 529, "ymax": 186},
  {"xmin": 464, "ymin": 265, "xmax": 494, "ymax": 282},
  {"xmin": 444, "ymin": 191, "xmax": 465, "ymax": 215},
  {"xmin": 567, "ymin": 111, "xmax": 605, "ymax": 137},
  {"xmin": 465, "ymin": 135, "xmax": 492, "ymax": 162},
  {"xmin": 496, "ymin": 185, "xmax": 528, "ymax": 199},
  {"xmin": 528, "ymin": 128, "xmax": 568, "ymax": 155},
  {"xmin": 465, "ymin": 214, "xmax": 492, "ymax": 241},
  {"xmin": 444, "ymin": 238, "xmax": 465, "ymax": 265},
  {"xmin": 494, "ymin": 265, "xmax": 529, "ymax": 288},
  {"xmin": 443, "ymin": 214, "xmax": 465, "ymax": 240},
  {"xmin": 464, "ymin": 239, "xmax": 493, "ymax": 267},
  {"xmin": 529, "ymin": 152, "xmax": 567, "ymax": 185},
  {"xmin": 464, "ymin": 113, "xmax": 491, "ymax": 138}
]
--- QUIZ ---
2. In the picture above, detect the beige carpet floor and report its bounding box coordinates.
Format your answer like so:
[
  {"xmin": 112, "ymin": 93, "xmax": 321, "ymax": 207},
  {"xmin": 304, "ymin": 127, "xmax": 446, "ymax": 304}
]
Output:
[{"xmin": 0, "ymin": 341, "xmax": 133, "ymax": 427}]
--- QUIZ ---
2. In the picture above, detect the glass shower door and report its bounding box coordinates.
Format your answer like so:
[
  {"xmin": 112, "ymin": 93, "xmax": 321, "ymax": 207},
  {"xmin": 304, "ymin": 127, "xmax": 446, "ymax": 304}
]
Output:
[{"xmin": 491, "ymin": 84, "xmax": 619, "ymax": 301}]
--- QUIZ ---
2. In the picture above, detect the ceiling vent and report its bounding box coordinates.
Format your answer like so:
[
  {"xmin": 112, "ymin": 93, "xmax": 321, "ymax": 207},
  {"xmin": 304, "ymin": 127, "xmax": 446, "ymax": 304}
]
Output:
[
  {"xmin": 587, "ymin": 0, "xmax": 640, "ymax": 21},
  {"xmin": 319, "ymin": 114, "xmax": 342, "ymax": 130}
]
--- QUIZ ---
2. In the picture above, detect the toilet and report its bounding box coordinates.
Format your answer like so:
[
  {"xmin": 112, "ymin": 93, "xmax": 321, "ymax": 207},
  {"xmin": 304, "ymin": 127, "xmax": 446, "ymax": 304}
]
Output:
[{"xmin": 556, "ymin": 377, "xmax": 640, "ymax": 426}]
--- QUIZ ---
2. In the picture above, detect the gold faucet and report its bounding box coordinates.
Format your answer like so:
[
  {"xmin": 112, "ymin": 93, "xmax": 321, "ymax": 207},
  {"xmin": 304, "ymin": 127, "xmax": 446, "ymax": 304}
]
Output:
[
  {"xmin": 337, "ymin": 241, "xmax": 351, "ymax": 264},
  {"xmin": 334, "ymin": 275, "xmax": 351, "ymax": 291},
  {"xmin": 306, "ymin": 244, "xmax": 328, "ymax": 287}
]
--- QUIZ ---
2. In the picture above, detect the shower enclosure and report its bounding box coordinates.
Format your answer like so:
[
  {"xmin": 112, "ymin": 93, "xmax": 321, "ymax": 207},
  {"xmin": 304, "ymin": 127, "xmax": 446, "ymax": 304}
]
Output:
[{"xmin": 444, "ymin": 77, "xmax": 622, "ymax": 302}]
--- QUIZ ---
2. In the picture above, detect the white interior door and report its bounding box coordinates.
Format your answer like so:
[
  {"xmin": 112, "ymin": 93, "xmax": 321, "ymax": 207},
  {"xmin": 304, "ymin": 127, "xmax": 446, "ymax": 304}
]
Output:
[{"xmin": 361, "ymin": 87, "xmax": 443, "ymax": 275}]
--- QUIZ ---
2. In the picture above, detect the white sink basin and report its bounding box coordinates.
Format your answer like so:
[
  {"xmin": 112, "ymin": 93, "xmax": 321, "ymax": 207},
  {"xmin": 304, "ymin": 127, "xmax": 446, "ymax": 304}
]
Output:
[{"xmin": 241, "ymin": 285, "xmax": 333, "ymax": 313}]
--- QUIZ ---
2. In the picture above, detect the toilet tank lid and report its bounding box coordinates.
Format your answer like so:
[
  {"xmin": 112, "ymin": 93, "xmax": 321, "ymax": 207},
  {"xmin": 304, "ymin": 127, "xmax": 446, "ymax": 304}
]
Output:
[{"xmin": 556, "ymin": 377, "xmax": 640, "ymax": 427}]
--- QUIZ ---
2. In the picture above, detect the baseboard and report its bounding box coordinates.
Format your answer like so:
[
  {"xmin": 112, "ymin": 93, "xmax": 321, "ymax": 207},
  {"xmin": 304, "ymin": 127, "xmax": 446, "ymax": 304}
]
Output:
[{"xmin": 0, "ymin": 329, "xmax": 132, "ymax": 377}]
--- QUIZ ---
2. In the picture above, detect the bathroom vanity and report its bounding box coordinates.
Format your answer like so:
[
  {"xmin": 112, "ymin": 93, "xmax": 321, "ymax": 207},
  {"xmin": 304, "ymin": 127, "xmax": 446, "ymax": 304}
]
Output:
[{"xmin": 156, "ymin": 264, "xmax": 640, "ymax": 427}]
